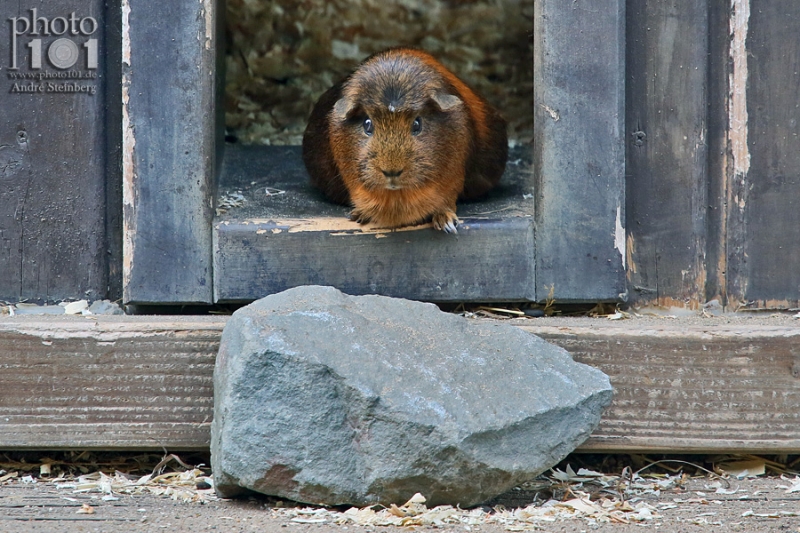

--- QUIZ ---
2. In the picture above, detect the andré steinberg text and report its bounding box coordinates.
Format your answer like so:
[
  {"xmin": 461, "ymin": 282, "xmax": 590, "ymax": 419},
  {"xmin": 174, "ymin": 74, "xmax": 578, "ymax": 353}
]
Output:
[{"xmin": 5, "ymin": 9, "xmax": 99, "ymax": 95}]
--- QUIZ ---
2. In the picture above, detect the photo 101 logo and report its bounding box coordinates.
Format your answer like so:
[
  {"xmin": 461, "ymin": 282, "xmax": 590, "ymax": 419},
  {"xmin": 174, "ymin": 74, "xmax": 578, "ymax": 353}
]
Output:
[{"xmin": 6, "ymin": 9, "xmax": 99, "ymax": 95}]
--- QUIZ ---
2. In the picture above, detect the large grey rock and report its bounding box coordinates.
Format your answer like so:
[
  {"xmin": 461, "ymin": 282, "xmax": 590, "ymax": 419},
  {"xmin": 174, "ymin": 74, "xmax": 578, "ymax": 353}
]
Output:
[{"xmin": 211, "ymin": 286, "xmax": 612, "ymax": 507}]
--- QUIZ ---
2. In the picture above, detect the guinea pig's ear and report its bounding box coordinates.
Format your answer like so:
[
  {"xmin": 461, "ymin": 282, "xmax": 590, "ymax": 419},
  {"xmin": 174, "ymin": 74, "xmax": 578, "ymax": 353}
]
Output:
[
  {"xmin": 333, "ymin": 97, "xmax": 356, "ymax": 121},
  {"xmin": 431, "ymin": 92, "xmax": 463, "ymax": 112}
]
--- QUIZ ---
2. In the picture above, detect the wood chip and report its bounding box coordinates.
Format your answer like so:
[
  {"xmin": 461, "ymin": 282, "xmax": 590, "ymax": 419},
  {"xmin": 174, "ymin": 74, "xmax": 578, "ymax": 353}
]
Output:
[
  {"xmin": 0, "ymin": 471, "xmax": 19, "ymax": 483},
  {"xmin": 76, "ymin": 503, "xmax": 95, "ymax": 514},
  {"xmin": 718, "ymin": 459, "xmax": 767, "ymax": 479}
]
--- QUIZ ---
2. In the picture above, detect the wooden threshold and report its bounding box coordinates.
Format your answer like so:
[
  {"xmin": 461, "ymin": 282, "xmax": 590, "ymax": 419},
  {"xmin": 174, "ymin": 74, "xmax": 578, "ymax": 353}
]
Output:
[
  {"xmin": 215, "ymin": 217, "xmax": 535, "ymax": 303},
  {"xmin": 1, "ymin": 315, "xmax": 799, "ymax": 452},
  {"xmin": 213, "ymin": 145, "xmax": 537, "ymax": 303}
]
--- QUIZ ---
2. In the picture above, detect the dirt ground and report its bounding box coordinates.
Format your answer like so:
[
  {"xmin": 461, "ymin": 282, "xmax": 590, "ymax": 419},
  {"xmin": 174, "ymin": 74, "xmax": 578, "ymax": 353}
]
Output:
[{"xmin": 2, "ymin": 471, "xmax": 799, "ymax": 533}]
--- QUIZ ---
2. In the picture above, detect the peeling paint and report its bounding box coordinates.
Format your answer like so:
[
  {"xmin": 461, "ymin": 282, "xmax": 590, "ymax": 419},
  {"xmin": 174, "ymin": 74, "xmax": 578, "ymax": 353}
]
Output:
[
  {"xmin": 615, "ymin": 206, "xmax": 625, "ymax": 269},
  {"xmin": 753, "ymin": 299, "xmax": 800, "ymax": 311},
  {"xmin": 626, "ymin": 233, "xmax": 637, "ymax": 280},
  {"xmin": 539, "ymin": 104, "xmax": 560, "ymax": 122},
  {"xmin": 121, "ymin": 0, "xmax": 136, "ymax": 293},
  {"xmin": 729, "ymin": 0, "xmax": 750, "ymax": 187},
  {"xmin": 121, "ymin": 1, "xmax": 132, "ymax": 66},
  {"xmin": 241, "ymin": 217, "xmax": 435, "ymax": 235},
  {"xmin": 723, "ymin": 0, "xmax": 751, "ymax": 304},
  {"xmin": 654, "ymin": 296, "xmax": 701, "ymax": 311},
  {"xmin": 201, "ymin": 0, "xmax": 213, "ymax": 50}
]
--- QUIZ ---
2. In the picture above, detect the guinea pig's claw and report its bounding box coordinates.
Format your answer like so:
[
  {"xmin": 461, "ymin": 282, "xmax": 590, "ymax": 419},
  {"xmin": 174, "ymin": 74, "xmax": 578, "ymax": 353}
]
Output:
[
  {"xmin": 349, "ymin": 209, "xmax": 369, "ymax": 224},
  {"xmin": 433, "ymin": 213, "xmax": 459, "ymax": 234}
]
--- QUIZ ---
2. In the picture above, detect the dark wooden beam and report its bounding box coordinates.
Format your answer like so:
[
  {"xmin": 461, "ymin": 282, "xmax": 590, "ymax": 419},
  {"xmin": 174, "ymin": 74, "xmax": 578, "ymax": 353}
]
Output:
[
  {"xmin": 121, "ymin": 0, "xmax": 222, "ymax": 304},
  {"xmin": 214, "ymin": 217, "xmax": 536, "ymax": 303},
  {"xmin": 0, "ymin": 0, "xmax": 111, "ymax": 303},
  {"xmin": 534, "ymin": 0, "xmax": 627, "ymax": 302},
  {"xmin": 625, "ymin": 0, "xmax": 709, "ymax": 308},
  {"xmin": 732, "ymin": 2, "xmax": 800, "ymax": 308}
]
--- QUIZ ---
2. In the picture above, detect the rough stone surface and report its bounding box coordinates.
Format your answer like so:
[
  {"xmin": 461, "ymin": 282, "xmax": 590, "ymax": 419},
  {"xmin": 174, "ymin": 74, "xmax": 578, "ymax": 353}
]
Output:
[{"xmin": 211, "ymin": 286, "xmax": 613, "ymax": 507}]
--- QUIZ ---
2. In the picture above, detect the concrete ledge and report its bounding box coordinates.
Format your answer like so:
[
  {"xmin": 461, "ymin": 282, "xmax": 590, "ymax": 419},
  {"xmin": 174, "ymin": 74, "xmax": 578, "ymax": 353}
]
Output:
[{"xmin": 1, "ymin": 315, "xmax": 799, "ymax": 452}]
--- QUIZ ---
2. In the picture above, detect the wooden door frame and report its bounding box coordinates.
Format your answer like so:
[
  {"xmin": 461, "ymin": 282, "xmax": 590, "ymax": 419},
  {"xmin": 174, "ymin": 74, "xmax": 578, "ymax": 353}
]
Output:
[
  {"xmin": 121, "ymin": 0, "xmax": 223, "ymax": 304},
  {"xmin": 122, "ymin": 0, "xmax": 627, "ymax": 305}
]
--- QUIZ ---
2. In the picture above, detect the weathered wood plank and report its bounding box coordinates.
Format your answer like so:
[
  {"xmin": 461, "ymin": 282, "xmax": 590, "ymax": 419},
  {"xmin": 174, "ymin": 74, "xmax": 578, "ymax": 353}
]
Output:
[
  {"xmin": 122, "ymin": 0, "xmax": 221, "ymax": 304},
  {"xmin": 705, "ymin": 0, "xmax": 734, "ymax": 307},
  {"xmin": 0, "ymin": 0, "xmax": 110, "ymax": 303},
  {"xmin": 2, "ymin": 316, "xmax": 800, "ymax": 452},
  {"xmin": 0, "ymin": 317, "xmax": 223, "ymax": 449},
  {"xmin": 214, "ymin": 217, "xmax": 536, "ymax": 303},
  {"xmin": 624, "ymin": 0, "xmax": 800, "ymax": 310},
  {"xmin": 732, "ymin": 2, "xmax": 800, "ymax": 307},
  {"xmin": 105, "ymin": 0, "xmax": 124, "ymax": 302},
  {"xmin": 533, "ymin": 0, "xmax": 626, "ymax": 302},
  {"xmin": 526, "ymin": 321, "xmax": 800, "ymax": 452},
  {"xmin": 625, "ymin": 0, "xmax": 709, "ymax": 307}
]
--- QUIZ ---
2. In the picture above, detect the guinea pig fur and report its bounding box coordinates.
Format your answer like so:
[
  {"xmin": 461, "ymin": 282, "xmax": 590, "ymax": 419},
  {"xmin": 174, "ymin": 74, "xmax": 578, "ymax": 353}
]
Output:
[{"xmin": 302, "ymin": 47, "xmax": 508, "ymax": 233}]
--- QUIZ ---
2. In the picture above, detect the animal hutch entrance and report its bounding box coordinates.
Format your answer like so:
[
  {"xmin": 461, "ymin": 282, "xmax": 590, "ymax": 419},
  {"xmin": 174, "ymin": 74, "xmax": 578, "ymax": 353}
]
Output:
[{"xmin": 120, "ymin": 0, "xmax": 626, "ymax": 306}]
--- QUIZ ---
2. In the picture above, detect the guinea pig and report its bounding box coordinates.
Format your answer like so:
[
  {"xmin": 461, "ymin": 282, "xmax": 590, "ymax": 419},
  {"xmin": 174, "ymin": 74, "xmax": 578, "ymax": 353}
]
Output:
[{"xmin": 302, "ymin": 47, "xmax": 508, "ymax": 233}]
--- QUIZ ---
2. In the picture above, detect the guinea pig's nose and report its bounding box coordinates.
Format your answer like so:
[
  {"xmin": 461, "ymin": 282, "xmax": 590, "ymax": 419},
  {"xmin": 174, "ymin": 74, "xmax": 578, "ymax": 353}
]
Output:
[{"xmin": 382, "ymin": 169, "xmax": 404, "ymax": 178}]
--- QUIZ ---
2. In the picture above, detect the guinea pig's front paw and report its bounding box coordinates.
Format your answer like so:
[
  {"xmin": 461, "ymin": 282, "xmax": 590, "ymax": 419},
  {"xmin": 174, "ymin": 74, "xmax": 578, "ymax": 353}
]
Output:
[
  {"xmin": 432, "ymin": 211, "xmax": 459, "ymax": 234},
  {"xmin": 349, "ymin": 208, "xmax": 371, "ymax": 225}
]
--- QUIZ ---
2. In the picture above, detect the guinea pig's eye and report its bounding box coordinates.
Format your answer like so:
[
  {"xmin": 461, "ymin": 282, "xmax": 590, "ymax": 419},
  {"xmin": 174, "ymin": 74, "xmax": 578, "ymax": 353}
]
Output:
[
  {"xmin": 363, "ymin": 118, "xmax": 374, "ymax": 136},
  {"xmin": 411, "ymin": 117, "xmax": 422, "ymax": 136}
]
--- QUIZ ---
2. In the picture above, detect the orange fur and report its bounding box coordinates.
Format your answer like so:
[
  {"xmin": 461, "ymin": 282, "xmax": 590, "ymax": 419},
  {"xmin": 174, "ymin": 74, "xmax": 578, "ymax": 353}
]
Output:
[
  {"xmin": 302, "ymin": 47, "xmax": 507, "ymax": 232},
  {"xmin": 398, "ymin": 49, "xmax": 491, "ymax": 144}
]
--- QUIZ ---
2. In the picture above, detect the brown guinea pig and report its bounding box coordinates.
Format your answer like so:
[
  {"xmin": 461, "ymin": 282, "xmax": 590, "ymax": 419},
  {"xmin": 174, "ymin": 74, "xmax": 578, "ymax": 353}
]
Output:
[{"xmin": 302, "ymin": 47, "xmax": 508, "ymax": 233}]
